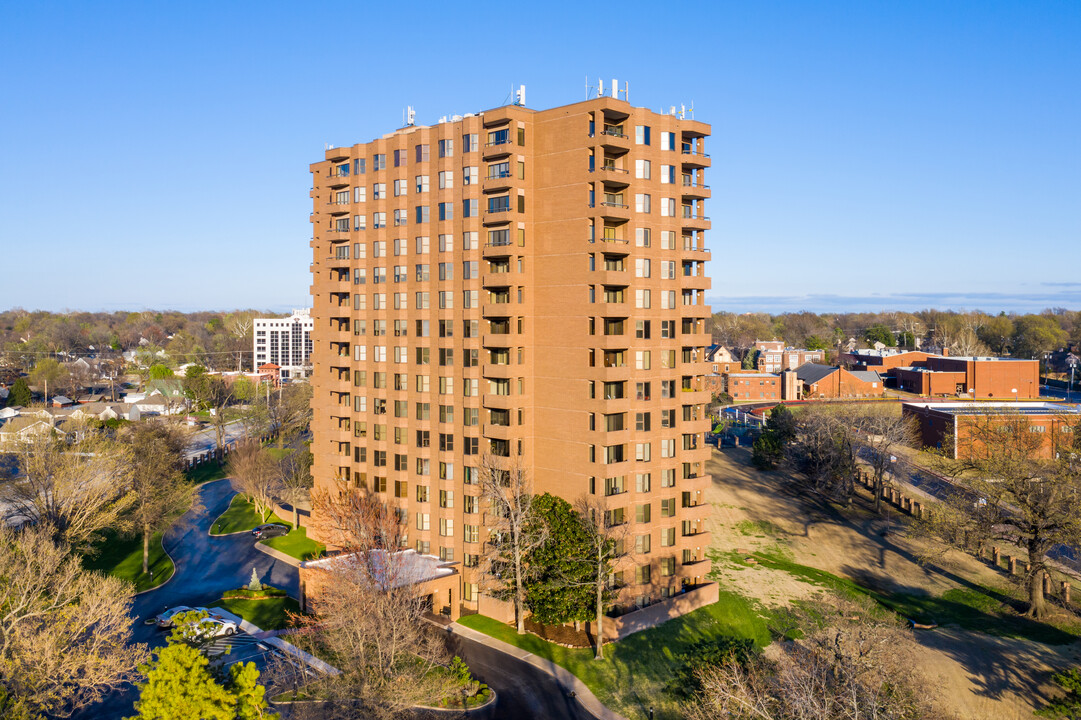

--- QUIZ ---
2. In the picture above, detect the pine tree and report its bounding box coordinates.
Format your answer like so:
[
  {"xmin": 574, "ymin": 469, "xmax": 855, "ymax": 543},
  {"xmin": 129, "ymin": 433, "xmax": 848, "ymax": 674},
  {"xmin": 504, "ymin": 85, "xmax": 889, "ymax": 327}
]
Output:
[
  {"xmin": 8, "ymin": 377, "xmax": 31, "ymax": 407},
  {"xmin": 247, "ymin": 567, "xmax": 262, "ymax": 592},
  {"xmin": 127, "ymin": 643, "xmax": 235, "ymax": 720}
]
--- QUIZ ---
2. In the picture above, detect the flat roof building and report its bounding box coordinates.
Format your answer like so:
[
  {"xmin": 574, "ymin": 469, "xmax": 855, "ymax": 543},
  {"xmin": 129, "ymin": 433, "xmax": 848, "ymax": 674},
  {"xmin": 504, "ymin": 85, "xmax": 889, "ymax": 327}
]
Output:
[
  {"xmin": 308, "ymin": 94, "xmax": 715, "ymax": 621},
  {"xmin": 902, "ymin": 401, "xmax": 1080, "ymax": 460},
  {"xmin": 254, "ymin": 309, "xmax": 313, "ymax": 380}
]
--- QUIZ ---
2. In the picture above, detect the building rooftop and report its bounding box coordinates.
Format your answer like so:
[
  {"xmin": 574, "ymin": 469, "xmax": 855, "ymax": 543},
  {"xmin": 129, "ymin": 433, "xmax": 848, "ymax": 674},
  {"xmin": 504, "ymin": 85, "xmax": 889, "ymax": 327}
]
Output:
[
  {"xmin": 300, "ymin": 548, "xmax": 456, "ymax": 589},
  {"xmin": 903, "ymin": 401, "xmax": 1080, "ymax": 416}
]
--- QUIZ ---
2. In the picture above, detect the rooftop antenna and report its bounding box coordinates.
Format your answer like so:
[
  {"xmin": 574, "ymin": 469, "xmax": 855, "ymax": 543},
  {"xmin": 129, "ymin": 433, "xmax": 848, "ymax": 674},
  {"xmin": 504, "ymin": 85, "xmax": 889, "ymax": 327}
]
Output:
[
  {"xmin": 585, "ymin": 76, "xmax": 593, "ymax": 99},
  {"xmin": 622, "ymin": 81, "xmax": 629, "ymax": 103},
  {"xmin": 669, "ymin": 106, "xmax": 676, "ymax": 116},
  {"xmin": 514, "ymin": 84, "xmax": 526, "ymax": 106},
  {"xmin": 404, "ymin": 106, "xmax": 416, "ymax": 126},
  {"xmin": 611, "ymin": 78, "xmax": 618, "ymax": 98},
  {"xmin": 678, "ymin": 104, "xmax": 685, "ymax": 119},
  {"xmin": 688, "ymin": 101, "xmax": 694, "ymax": 120},
  {"xmin": 598, "ymin": 77, "xmax": 605, "ymax": 97}
]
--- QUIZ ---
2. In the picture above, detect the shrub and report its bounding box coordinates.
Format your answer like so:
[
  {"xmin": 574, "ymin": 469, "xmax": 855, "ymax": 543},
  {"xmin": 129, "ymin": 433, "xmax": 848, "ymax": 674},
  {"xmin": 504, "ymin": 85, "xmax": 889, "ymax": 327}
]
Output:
[{"xmin": 665, "ymin": 636, "xmax": 756, "ymax": 700}]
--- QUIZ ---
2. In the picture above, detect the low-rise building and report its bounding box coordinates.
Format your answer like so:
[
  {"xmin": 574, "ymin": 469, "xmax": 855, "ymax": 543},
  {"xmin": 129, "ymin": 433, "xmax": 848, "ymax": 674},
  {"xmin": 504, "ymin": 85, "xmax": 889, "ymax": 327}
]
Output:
[
  {"xmin": 902, "ymin": 401, "xmax": 1080, "ymax": 460},
  {"xmin": 724, "ymin": 371, "xmax": 781, "ymax": 401},
  {"xmin": 793, "ymin": 364, "xmax": 884, "ymax": 400},
  {"xmin": 754, "ymin": 340, "xmax": 826, "ymax": 373}
]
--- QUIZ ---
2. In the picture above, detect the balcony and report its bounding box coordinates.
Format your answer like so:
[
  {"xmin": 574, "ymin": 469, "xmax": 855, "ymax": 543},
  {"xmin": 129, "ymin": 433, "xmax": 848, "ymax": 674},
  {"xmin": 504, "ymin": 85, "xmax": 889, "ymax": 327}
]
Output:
[
  {"xmin": 482, "ymin": 393, "xmax": 513, "ymax": 410},
  {"xmin": 682, "ymin": 274, "xmax": 712, "ymax": 292},
  {"xmin": 599, "ymin": 202, "xmax": 631, "ymax": 223},
  {"xmin": 482, "ymin": 207, "xmax": 513, "ymax": 226},
  {"xmin": 482, "ymin": 171, "xmax": 514, "ymax": 193},
  {"xmin": 680, "ymin": 150, "xmax": 711, "ymax": 169},
  {"xmin": 327, "ymin": 202, "xmax": 351, "ymax": 216},
  {"xmin": 482, "ymin": 423, "xmax": 512, "ymax": 441},
  {"xmin": 326, "ymin": 173, "xmax": 351, "ymax": 189},
  {"xmin": 482, "ymin": 139, "xmax": 513, "ymax": 160},
  {"xmin": 482, "ymin": 241, "xmax": 514, "ymax": 259},
  {"xmin": 681, "ymin": 214, "xmax": 711, "ymax": 231},
  {"xmin": 599, "ymin": 168, "xmax": 630, "ymax": 189},
  {"xmin": 481, "ymin": 333, "xmax": 512, "ymax": 348},
  {"xmin": 598, "ymin": 128, "xmax": 631, "ymax": 153},
  {"xmin": 681, "ymin": 181, "xmax": 711, "ymax": 200},
  {"xmin": 483, "ymin": 364, "xmax": 514, "ymax": 380}
]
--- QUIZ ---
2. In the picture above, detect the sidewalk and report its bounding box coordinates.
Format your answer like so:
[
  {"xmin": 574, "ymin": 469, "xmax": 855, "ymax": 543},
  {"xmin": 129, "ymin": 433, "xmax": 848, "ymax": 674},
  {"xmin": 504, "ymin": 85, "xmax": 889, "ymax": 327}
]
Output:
[{"xmin": 448, "ymin": 621, "xmax": 629, "ymax": 720}]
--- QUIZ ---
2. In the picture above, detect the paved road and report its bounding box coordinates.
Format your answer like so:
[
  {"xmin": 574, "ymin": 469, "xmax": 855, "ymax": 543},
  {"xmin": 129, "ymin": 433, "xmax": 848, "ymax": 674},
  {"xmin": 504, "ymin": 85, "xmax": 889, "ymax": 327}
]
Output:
[
  {"xmin": 73, "ymin": 478, "xmax": 299, "ymax": 720},
  {"xmin": 79, "ymin": 478, "xmax": 595, "ymax": 720},
  {"xmin": 185, "ymin": 421, "xmax": 250, "ymax": 460}
]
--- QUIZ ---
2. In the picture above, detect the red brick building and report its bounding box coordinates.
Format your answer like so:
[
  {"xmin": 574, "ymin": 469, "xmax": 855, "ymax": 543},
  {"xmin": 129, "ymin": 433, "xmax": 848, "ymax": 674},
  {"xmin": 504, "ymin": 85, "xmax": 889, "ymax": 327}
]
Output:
[
  {"xmin": 902, "ymin": 402, "xmax": 1080, "ymax": 460},
  {"xmin": 755, "ymin": 340, "xmax": 826, "ymax": 373},
  {"xmin": 725, "ymin": 371, "xmax": 781, "ymax": 401},
  {"xmin": 794, "ymin": 364, "xmax": 884, "ymax": 400},
  {"xmin": 844, "ymin": 349, "xmax": 1039, "ymax": 399}
]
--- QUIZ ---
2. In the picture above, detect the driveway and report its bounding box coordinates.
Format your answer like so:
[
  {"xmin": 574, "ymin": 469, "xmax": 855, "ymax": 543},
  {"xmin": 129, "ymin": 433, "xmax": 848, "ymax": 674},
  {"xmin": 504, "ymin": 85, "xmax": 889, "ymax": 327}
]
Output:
[
  {"xmin": 185, "ymin": 421, "xmax": 250, "ymax": 460},
  {"xmin": 78, "ymin": 478, "xmax": 596, "ymax": 720}
]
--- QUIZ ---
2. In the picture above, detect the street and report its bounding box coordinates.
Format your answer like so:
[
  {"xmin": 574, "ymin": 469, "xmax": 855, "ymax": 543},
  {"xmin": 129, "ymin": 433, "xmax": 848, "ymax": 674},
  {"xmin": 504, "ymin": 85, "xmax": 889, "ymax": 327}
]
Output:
[
  {"xmin": 185, "ymin": 420, "xmax": 251, "ymax": 460},
  {"xmin": 77, "ymin": 478, "xmax": 597, "ymax": 720}
]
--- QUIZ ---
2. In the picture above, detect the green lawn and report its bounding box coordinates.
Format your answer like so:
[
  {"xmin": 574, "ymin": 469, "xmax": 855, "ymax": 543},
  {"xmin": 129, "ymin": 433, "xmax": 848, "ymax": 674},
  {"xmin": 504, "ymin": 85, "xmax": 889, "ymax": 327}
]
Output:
[
  {"xmin": 211, "ymin": 494, "xmax": 290, "ymax": 535},
  {"xmin": 729, "ymin": 547, "xmax": 1081, "ymax": 645},
  {"xmin": 209, "ymin": 596, "xmax": 301, "ymax": 631},
  {"xmin": 261, "ymin": 526, "xmax": 325, "ymax": 561},
  {"xmin": 185, "ymin": 458, "xmax": 227, "ymax": 484},
  {"xmin": 264, "ymin": 446, "xmax": 295, "ymax": 461},
  {"xmin": 82, "ymin": 529, "xmax": 174, "ymax": 593},
  {"xmin": 458, "ymin": 590, "xmax": 774, "ymax": 720}
]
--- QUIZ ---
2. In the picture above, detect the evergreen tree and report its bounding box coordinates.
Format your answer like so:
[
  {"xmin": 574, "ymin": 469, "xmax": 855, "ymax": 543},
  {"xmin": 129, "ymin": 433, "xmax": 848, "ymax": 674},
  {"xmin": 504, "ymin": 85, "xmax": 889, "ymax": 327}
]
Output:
[
  {"xmin": 524, "ymin": 494, "xmax": 594, "ymax": 626},
  {"xmin": 128, "ymin": 643, "xmax": 235, "ymax": 720},
  {"xmin": 8, "ymin": 377, "xmax": 31, "ymax": 407}
]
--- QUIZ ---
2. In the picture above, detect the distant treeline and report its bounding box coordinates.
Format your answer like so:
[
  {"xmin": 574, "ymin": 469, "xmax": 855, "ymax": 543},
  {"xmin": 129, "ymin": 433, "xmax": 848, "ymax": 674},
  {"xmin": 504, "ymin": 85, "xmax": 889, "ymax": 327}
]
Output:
[
  {"xmin": 0, "ymin": 309, "xmax": 287, "ymax": 372},
  {"xmin": 711, "ymin": 308, "xmax": 1081, "ymax": 360}
]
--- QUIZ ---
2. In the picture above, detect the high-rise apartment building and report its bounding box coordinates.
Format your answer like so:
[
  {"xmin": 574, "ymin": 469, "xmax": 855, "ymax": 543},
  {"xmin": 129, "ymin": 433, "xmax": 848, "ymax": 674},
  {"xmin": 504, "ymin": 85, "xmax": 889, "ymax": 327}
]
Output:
[
  {"xmin": 309, "ymin": 95, "xmax": 713, "ymax": 617},
  {"xmin": 254, "ymin": 309, "xmax": 313, "ymax": 380}
]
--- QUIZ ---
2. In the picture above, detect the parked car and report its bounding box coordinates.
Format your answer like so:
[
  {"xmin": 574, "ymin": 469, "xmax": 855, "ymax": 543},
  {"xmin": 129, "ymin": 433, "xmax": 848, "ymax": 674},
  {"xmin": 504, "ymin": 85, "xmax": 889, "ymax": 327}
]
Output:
[
  {"xmin": 153, "ymin": 605, "xmax": 227, "ymax": 629},
  {"xmin": 188, "ymin": 617, "xmax": 239, "ymax": 640},
  {"xmin": 252, "ymin": 523, "xmax": 289, "ymax": 538}
]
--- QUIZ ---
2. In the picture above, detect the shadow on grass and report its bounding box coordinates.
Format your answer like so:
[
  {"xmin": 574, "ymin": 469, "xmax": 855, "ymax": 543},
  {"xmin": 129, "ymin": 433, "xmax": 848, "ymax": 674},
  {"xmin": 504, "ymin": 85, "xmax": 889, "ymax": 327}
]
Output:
[{"xmin": 185, "ymin": 459, "xmax": 226, "ymax": 484}]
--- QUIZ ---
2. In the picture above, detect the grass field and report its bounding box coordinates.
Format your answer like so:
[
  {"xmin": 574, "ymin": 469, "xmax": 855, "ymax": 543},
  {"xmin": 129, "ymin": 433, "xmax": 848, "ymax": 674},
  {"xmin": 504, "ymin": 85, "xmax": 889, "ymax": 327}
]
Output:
[
  {"xmin": 82, "ymin": 529, "xmax": 173, "ymax": 593},
  {"xmin": 211, "ymin": 494, "xmax": 290, "ymax": 535},
  {"xmin": 262, "ymin": 526, "xmax": 325, "ymax": 561},
  {"xmin": 210, "ymin": 596, "xmax": 301, "ymax": 631},
  {"xmin": 458, "ymin": 590, "xmax": 774, "ymax": 720},
  {"xmin": 185, "ymin": 458, "xmax": 227, "ymax": 484}
]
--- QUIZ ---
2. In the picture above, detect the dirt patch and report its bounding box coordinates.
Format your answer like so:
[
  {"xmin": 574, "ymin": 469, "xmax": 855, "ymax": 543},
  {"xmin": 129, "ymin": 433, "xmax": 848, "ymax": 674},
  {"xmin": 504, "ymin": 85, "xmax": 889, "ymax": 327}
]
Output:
[{"xmin": 706, "ymin": 445, "xmax": 1081, "ymax": 720}]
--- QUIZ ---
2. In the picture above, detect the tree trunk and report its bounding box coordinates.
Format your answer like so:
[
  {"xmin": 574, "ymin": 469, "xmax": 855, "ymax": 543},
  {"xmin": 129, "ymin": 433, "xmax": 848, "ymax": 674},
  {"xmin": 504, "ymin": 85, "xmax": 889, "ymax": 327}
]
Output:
[
  {"xmin": 1027, "ymin": 571, "xmax": 1047, "ymax": 618},
  {"xmin": 595, "ymin": 553, "xmax": 605, "ymax": 660},
  {"xmin": 142, "ymin": 524, "xmax": 151, "ymax": 575},
  {"xmin": 873, "ymin": 474, "xmax": 882, "ymax": 513},
  {"xmin": 514, "ymin": 534, "xmax": 525, "ymax": 634},
  {"xmin": 293, "ymin": 504, "xmax": 299, "ymax": 530}
]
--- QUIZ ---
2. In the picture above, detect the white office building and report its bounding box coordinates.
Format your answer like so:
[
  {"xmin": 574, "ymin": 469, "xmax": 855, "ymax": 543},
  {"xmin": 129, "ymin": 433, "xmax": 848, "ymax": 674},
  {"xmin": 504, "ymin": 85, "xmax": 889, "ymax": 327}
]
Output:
[{"xmin": 254, "ymin": 309, "xmax": 313, "ymax": 380}]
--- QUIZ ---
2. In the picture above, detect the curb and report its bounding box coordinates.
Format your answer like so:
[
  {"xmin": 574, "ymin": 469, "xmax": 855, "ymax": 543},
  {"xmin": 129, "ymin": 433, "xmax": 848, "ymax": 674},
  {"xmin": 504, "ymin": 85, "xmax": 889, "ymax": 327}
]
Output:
[
  {"xmin": 133, "ymin": 532, "xmax": 177, "ymax": 596},
  {"xmin": 449, "ymin": 622, "xmax": 630, "ymax": 720}
]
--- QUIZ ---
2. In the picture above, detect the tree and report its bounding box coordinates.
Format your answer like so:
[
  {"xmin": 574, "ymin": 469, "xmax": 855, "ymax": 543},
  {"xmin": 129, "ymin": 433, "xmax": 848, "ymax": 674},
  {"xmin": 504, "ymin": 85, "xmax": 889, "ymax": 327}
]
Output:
[
  {"xmin": 183, "ymin": 365, "xmax": 236, "ymax": 458},
  {"xmin": 863, "ymin": 324, "xmax": 897, "ymax": 347},
  {"xmin": 277, "ymin": 447, "xmax": 312, "ymax": 529},
  {"xmin": 788, "ymin": 405, "xmax": 860, "ymax": 504},
  {"xmin": 0, "ymin": 525, "xmax": 148, "ymax": 718},
  {"xmin": 804, "ymin": 335, "xmax": 830, "ymax": 351},
  {"xmin": 147, "ymin": 364, "xmax": 174, "ymax": 380},
  {"xmin": 923, "ymin": 413, "xmax": 1081, "ymax": 618},
  {"xmin": 572, "ymin": 496, "xmax": 630, "ymax": 660},
  {"xmin": 854, "ymin": 405, "xmax": 918, "ymax": 513},
  {"xmin": 227, "ymin": 442, "xmax": 281, "ymax": 523},
  {"xmin": 478, "ymin": 453, "xmax": 547, "ymax": 634},
  {"xmin": 2, "ymin": 423, "xmax": 136, "ymax": 550},
  {"xmin": 128, "ymin": 420, "xmax": 198, "ymax": 574},
  {"xmin": 1012, "ymin": 314, "xmax": 1068, "ymax": 360},
  {"xmin": 128, "ymin": 641, "xmax": 278, "ymax": 720},
  {"xmin": 741, "ymin": 348, "xmax": 759, "ymax": 370},
  {"xmin": 29, "ymin": 357, "xmax": 69, "ymax": 398},
  {"xmin": 521, "ymin": 494, "xmax": 594, "ymax": 628},
  {"xmin": 8, "ymin": 377, "xmax": 31, "ymax": 407},
  {"xmin": 300, "ymin": 484, "xmax": 458, "ymax": 718},
  {"xmin": 687, "ymin": 595, "xmax": 946, "ymax": 720}
]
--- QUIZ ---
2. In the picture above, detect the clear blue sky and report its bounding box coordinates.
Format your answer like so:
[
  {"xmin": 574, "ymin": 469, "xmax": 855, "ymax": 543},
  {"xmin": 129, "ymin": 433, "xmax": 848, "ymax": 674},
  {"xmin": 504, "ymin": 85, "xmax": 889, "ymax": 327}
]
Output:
[{"xmin": 1, "ymin": 1, "xmax": 1078, "ymax": 314}]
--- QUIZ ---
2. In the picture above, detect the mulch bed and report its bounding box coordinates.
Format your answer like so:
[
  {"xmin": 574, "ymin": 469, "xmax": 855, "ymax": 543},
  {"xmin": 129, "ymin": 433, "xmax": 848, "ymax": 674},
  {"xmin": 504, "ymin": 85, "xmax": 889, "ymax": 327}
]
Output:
[{"xmin": 523, "ymin": 618, "xmax": 594, "ymax": 648}]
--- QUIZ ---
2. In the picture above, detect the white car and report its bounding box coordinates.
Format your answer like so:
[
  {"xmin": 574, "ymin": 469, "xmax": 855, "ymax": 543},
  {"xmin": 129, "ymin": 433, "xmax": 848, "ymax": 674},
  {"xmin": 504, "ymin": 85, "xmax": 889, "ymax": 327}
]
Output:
[
  {"xmin": 188, "ymin": 617, "xmax": 239, "ymax": 640},
  {"xmin": 154, "ymin": 605, "xmax": 223, "ymax": 629}
]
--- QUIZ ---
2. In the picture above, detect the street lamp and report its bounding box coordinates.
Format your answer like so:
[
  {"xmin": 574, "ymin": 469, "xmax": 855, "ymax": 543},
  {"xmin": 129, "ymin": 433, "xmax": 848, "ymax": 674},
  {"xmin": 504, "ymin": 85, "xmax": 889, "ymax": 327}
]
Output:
[{"xmin": 1068, "ymin": 357, "xmax": 1078, "ymax": 403}]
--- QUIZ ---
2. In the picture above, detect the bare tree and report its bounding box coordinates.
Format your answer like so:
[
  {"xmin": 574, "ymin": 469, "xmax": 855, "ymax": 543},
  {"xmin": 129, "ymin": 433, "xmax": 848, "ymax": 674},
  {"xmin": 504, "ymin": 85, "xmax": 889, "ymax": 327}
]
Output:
[
  {"xmin": 687, "ymin": 595, "xmax": 948, "ymax": 720},
  {"xmin": 297, "ymin": 485, "xmax": 457, "ymax": 718},
  {"xmin": 227, "ymin": 441, "xmax": 282, "ymax": 523},
  {"xmin": 573, "ymin": 496, "xmax": 630, "ymax": 659},
  {"xmin": 277, "ymin": 447, "xmax": 312, "ymax": 529},
  {"xmin": 128, "ymin": 420, "xmax": 199, "ymax": 574},
  {"xmin": 0, "ymin": 525, "xmax": 149, "ymax": 718},
  {"xmin": 854, "ymin": 405, "xmax": 918, "ymax": 512},
  {"xmin": 1, "ymin": 423, "xmax": 135, "ymax": 550},
  {"xmin": 788, "ymin": 405, "xmax": 860, "ymax": 504},
  {"xmin": 183, "ymin": 366, "xmax": 237, "ymax": 458},
  {"xmin": 922, "ymin": 412, "xmax": 1081, "ymax": 618}
]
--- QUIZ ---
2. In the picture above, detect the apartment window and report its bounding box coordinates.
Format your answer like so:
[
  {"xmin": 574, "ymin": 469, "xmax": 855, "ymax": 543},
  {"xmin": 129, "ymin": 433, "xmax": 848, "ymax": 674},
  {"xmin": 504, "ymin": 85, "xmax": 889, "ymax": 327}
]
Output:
[
  {"xmin": 463, "ymin": 133, "xmax": 478, "ymax": 152},
  {"xmin": 373, "ymin": 153, "xmax": 386, "ymax": 170},
  {"xmin": 439, "ymin": 404, "xmax": 454, "ymax": 422},
  {"xmin": 661, "ymin": 164, "xmax": 675, "ymax": 184},
  {"xmin": 635, "ymin": 125, "xmax": 651, "ymax": 145},
  {"xmin": 636, "ymin": 565, "xmax": 651, "ymax": 585},
  {"xmin": 636, "ymin": 473, "xmax": 651, "ymax": 493},
  {"xmin": 373, "ymin": 212, "xmax": 386, "ymax": 229},
  {"xmin": 635, "ymin": 227, "xmax": 650, "ymax": 247},
  {"xmin": 636, "ymin": 504, "xmax": 651, "ymax": 523},
  {"xmin": 660, "ymin": 131, "xmax": 675, "ymax": 150},
  {"xmin": 393, "ymin": 179, "xmax": 407, "ymax": 197},
  {"xmin": 415, "ymin": 144, "xmax": 430, "ymax": 163},
  {"xmin": 354, "ymin": 158, "xmax": 366, "ymax": 175},
  {"xmin": 635, "ymin": 258, "xmax": 651, "ymax": 278},
  {"xmin": 488, "ymin": 128, "xmax": 509, "ymax": 145},
  {"xmin": 415, "ymin": 175, "xmax": 429, "ymax": 193},
  {"xmin": 464, "ymin": 524, "xmax": 479, "ymax": 543},
  {"xmin": 438, "ymin": 139, "xmax": 454, "ymax": 158},
  {"xmin": 463, "ymin": 198, "xmax": 478, "ymax": 217},
  {"xmin": 660, "ymin": 498, "xmax": 676, "ymax": 517},
  {"xmin": 635, "ymin": 534, "xmax": 651, "ymax": 554},
  {"xmin": 394, "ymin": 480, "xmax": 407, "ymax": 498},
  {"xmin": 635, "ymin": 159, "xmax": 651, "ymax": 179},
  {"xmin": 635, "ymin": 443, "xmax": 651, "ymax": 462},
  {"xmin": 635, "ymin": 412, "xmax": 651, "ymax": 432},
  {"xmin": 414, "ymin": 205, "xmax": 429, "ymax": 224},
  {"xmin": 416, "ymin": 512, "xmax": 430, "ymax": 531},
  {"xmin": 660, "ymin": 528, "xmax": 675, "ymax": 547},
  {"xmin": 463, "ymin": 166, "xmax": 478, "ymax": 185},
  {"xmin": 415, "ymin": 235, "xmax": 430, "ymax": 254},
  {"xmin": 416, "ymin": 540, "xmax": 430, "ymax": 554},
  {"xmin": 393, "ymin": 149, "xmax": 406, "ymax": 167},
  {"xmin": 438, "ymin": 202, "xmax": 454, "ymax": 220},
  {"xmin": 660, "ymin": 438, "xmax": 675, "ymax": 458},
  {"xmin": 635, "ymin": 289, "xmax": 651, "ymax": 309},
  {"xmin": 438, "ymin": 170, "xmax": 453, "ymax": 189},
  {"xmin": 661, "ymin": 197, "xmax": 676, "ymax": 217},
  {"xmin": 462, "ymin": 230, "xmax": 477, "ymax": 249},
  {"xmin": 464, "ymin": 437, "xmax": 479, "ymax": 455},
  {"xmin": 635, "ymin": 351, "xmax": 651, "ymax": 370},
  {"xmin": 635, "ymin": 194, "xmax": 651, "ymax": 213},
  {"xmin": 438, "ymin": 233, "xmax": 454, "ymax": 252}
]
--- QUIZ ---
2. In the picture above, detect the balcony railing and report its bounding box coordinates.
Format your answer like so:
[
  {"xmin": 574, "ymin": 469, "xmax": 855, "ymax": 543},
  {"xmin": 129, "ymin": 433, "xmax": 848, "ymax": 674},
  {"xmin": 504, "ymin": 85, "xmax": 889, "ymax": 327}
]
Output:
[
  {"xmin": 601, "ymin": 202, "xmax": 628, "ymax": 209},
  {"xmin": 487, "ymin": 170, "xmax": 512, "ymax": 179},
  {"xmin": 602, "ymin": 128, "xmax": 627, "ymax": 138}
]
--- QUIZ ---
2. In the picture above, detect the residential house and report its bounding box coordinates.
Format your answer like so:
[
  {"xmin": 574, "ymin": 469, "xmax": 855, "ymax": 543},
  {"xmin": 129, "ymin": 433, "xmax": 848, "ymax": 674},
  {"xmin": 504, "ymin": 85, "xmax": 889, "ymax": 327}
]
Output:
[{"xmin": 791, "ymin": 364, "xmax": 884, "ymax": 400}]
